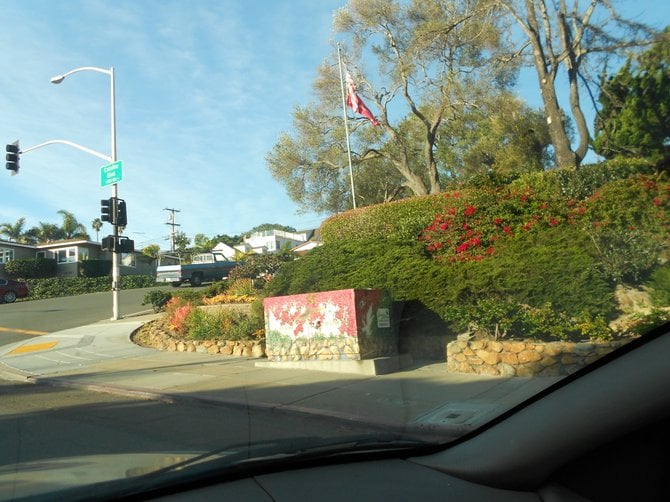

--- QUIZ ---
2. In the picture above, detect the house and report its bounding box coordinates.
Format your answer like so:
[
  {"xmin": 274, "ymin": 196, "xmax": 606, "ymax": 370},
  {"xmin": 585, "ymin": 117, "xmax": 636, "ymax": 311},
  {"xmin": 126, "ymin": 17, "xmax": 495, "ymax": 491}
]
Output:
[
  {"xmin": 238, "ymin": 229, "xmax": 314, "ymax": 255},
  {"xmin": 291, "ymin": 228, "xmax": 322, "ymax": 256},
  {"xmin": 211, "ymin": 242, "xmax": 238, "ymax": 260},
  {"xmin": 0, "ymin": 238, "xmax": 154, "ymax": 279}
]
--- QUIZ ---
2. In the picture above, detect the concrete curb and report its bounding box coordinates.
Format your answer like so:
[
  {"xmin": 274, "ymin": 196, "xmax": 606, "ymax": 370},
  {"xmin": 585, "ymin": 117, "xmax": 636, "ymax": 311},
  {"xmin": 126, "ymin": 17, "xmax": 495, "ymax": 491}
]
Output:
[{"xmin": 24, "ymin": 374, "xmax": 467, "ymax": 441}]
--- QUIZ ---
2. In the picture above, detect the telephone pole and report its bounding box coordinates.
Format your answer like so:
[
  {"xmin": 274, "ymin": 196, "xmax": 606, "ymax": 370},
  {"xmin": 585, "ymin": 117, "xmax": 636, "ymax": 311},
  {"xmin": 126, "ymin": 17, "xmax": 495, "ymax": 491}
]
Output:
[{"xmin": 164, "ymin": 208, "xmax": 181, "ymax": 253}]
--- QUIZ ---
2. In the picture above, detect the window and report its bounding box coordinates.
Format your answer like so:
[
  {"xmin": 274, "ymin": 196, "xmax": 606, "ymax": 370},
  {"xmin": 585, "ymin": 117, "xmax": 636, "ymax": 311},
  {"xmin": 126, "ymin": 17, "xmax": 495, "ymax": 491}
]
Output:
[
  {"xmin": 121, "ymin": 253, "xmax": 136, "ymax": 267},
  {"xmin": 0, "ymin": 248, "xmax": 14, "ymax": 264},
  {"xmin": 36, "ymin": 251, "xmax": 46, "ymax": 259},
  {"xmin": 56, "ymin": 247, "xmax": 77, "ymax": 264}
]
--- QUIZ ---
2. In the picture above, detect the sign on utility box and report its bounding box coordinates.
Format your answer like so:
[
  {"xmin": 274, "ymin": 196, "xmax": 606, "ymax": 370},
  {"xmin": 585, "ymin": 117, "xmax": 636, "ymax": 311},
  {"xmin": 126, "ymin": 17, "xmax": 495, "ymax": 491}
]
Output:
[{"xmin": 100, "ymin": 160, "xmax": 123, "ymax": 187}]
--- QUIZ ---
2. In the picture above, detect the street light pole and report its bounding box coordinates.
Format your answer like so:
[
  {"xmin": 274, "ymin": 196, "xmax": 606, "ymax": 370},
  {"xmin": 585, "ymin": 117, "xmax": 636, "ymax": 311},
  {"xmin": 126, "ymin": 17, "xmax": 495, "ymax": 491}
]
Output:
[{"xmin": 51, "ymin": 66, "xmax": 121, "ymax": 320}]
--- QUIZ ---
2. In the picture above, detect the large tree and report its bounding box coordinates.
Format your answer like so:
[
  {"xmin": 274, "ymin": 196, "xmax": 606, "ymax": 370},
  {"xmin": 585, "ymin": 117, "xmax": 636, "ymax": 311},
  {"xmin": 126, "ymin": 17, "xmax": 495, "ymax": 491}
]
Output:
[
  {"xmin": 0, "ymin": 218, "xmax": 27, "ymax": 243},
  {"xmin": 593, "ymin": 27, "xmax": 670, "ymax": 162},
  {"xmin": 57, "ymin": 210, "xmax": 89, "ymax": 240},
  {"xmin": 268, "ymin": 0, "xmax": 517, "ymax": 213},
  {"xmin": 498, "ymin": 0, "xmax": 654, "ymax": 169}
]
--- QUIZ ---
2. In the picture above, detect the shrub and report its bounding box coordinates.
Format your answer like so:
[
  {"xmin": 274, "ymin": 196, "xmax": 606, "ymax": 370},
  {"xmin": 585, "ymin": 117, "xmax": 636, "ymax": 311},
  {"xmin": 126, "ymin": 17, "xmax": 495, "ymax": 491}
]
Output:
[
  {"xmin": 647, "ymin": 265, "xmax": 670, "ymax": 307},
  {"xmin": 320, "ymin": 193, "xmax": 447, "ymax": 244},
  {"xmin": 203, "ymin": 281, "xmax": 229, "ymax": 297},
  {"xmin": 184, "ymin": 307, "xmax": 264, "ymax": 341},
  {"xmin": 172, "ymin": 289, "xmax": 204, "ymax": 305},
  {"xmin": 5, "ymin": 258, "xmax": 57, "ymax": 279},
  {"xmin": 165, "ymin": 297, "xmax": 194, "ymax": 335},
  {"xmin": 228, "ymin": 253, "xmax": 294, "ymax": 281},
  {"xmin": 142, "ymin": 289, "xmax": 173, "ymax": 312}
]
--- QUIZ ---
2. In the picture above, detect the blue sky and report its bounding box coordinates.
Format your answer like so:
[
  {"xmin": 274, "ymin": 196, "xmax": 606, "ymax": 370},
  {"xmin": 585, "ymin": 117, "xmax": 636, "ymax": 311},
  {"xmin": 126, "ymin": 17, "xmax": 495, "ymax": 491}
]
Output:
[{"xmin": 1, "ymin": 0, "xmax": 668, "ymax": 251}]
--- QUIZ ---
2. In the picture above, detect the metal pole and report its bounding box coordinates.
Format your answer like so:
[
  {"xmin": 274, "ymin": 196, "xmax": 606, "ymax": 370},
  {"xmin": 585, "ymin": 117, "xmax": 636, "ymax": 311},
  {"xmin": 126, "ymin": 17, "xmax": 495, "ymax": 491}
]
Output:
[
  {"xmin": 110, "ymin": 67, "xmax": 120, "ymax": 320},
  {"xmin": 337, "ymin": 44, "xmax": 357, "ymax": 210}
]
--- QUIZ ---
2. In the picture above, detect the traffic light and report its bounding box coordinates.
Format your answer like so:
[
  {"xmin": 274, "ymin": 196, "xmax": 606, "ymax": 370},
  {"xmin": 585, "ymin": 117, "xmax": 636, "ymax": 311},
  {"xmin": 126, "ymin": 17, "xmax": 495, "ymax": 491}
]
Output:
[
  {"xmin": 101, "ymin": 235, "xmax": 134, "ymax": 253},
  {"xmin": 116, "ymin": 199, "xmax": 127, "ymax": 227},
  {"xmin": 117, "ymin": 236, "xmax": 134, "ymax": 253},
  {"xmin": 101, "ymin": 198, "xmax": 112, "ymax": 222},
  {"xmin": 101, "ymin": 235, "xmax": 114, "ymax": 251},
  {"xmin": 5, "ymin": 142, "xmax": 20, "ymax": 175}
]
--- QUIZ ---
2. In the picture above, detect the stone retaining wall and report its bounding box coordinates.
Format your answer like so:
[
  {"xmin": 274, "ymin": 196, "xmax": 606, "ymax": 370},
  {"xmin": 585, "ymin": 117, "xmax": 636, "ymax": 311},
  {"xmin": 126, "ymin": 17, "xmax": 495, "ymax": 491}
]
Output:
[
  {"xmin": 446, "ymin": 338, "xmax": 630, "ymax": 377},
  {"xmin": 140, "ymin": 320, "xmax": 265, "ymax": 358}
]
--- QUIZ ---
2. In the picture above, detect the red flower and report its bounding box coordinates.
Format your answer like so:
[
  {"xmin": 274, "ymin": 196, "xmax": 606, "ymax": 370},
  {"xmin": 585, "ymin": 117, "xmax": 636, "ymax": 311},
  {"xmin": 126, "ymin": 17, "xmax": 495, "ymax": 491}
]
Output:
[
  {"xmin": 440, "ymin": 221, "xmax": 450, "ymax": 230},
  {"xmin": 463, "ymin": 223, "xmax": 470, "ymax": 230},
  {"xmin": 549, "ymin": 218, "xmax": 559, "ymax": 227},
  {"xmin": 494, "ymin": 218, "xmax": 503, "ymax": 225},
  {"xmin": 653, "ymin": 198, "xmax": 662, "ymax": 206},
  {"xmin": 464, "ymin": 205, "xmax": 476, "ymax": 216},
  {"xmin": 503, "ymin": 226, "xmax": 512, "ymax": 234},
  {"xmin": 456, "ymin": 243, "xmax": 468, "ymax": 253},
  {"xmin": 448, "ymin": 207, "xmax": 457, "ymax": 215},
  {"xmin": 434, "ymin": 242, "xmax": 442, "ymax": 250},
  {"xmin": 486, "ymin": 247, "xmax": 495, "ymax": 255}
]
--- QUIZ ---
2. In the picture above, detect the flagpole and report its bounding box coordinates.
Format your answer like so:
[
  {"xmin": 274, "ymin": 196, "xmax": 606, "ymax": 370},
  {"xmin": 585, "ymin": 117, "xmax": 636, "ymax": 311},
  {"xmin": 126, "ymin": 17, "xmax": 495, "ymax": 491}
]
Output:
[{"xmin": 337, "ymin": 43, "xmax": 357, "ymax": 210}]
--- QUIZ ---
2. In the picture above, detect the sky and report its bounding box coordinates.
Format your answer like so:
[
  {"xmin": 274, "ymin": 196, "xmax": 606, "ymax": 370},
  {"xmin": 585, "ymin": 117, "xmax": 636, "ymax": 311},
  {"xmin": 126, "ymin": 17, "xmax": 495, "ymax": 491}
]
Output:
[{"xmin": 1, "ymin": 0, "xmax": 668, "ymax": 251}]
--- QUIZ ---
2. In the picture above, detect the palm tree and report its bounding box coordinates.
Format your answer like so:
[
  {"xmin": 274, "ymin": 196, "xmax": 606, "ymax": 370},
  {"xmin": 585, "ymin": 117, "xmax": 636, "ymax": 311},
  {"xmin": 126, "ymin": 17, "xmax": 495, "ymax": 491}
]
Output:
[
  {"xmin": 27, "ymin": 222, "xmax": 63, "ymax": 243},
  {"xmin": 91, "ymin": 218, "xmax": 103, "ymax": 242},
  {"xmin": 0, "ymin": 217, "xmax": 27, "ymax": 242},
  {"xmin": 57, "ymin": 210, "xmax": 90, "ymax": 240}
]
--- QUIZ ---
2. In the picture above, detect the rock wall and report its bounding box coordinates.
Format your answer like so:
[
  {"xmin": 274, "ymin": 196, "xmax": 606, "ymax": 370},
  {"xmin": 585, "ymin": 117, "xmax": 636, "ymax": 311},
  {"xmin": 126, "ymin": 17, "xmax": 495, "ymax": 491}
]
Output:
[
  {"xmin": 140, "ymin": 320, "xmax": 265, "ymax": 358},
  {"xmin": 446, "ymin": 338, "xmax": 630, "ymax": 377}
]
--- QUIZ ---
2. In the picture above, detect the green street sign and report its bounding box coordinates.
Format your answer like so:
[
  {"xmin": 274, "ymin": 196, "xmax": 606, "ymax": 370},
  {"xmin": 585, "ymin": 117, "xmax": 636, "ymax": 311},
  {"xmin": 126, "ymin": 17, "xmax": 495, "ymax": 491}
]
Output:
[{"xmin": 100, "ymin": 160, "xmax": 123, "ymax": 187}]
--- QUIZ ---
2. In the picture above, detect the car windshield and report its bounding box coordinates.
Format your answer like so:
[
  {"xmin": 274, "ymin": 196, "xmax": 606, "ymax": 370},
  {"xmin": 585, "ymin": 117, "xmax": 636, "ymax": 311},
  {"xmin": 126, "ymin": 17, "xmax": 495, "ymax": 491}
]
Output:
[{"xmin": 1, "ymin": 0, "xmax": 669, "ymax": 500}]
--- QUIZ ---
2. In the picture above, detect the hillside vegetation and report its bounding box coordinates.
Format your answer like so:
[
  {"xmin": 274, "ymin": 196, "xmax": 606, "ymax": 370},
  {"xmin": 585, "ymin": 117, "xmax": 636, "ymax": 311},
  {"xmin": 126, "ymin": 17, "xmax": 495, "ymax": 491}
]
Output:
[{"xmin": 266, "ymin": 159, "xmax": 669, "ymax": 342}]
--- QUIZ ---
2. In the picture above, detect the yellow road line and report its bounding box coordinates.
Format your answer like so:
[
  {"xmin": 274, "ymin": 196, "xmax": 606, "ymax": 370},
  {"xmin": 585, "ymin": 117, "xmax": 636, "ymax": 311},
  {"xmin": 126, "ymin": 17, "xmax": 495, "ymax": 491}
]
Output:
[
  {"xmin": 0, "ymin": 326, "xmax": 49, "ymax": 336},
  {"xmin": 8, "ymin": 340, "xmax": 58, "ymax": 355}
]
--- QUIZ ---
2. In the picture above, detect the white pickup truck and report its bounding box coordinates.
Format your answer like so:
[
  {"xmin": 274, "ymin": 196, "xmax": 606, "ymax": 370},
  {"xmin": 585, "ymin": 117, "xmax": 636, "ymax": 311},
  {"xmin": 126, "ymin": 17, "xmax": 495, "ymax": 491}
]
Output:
[{"xmin": 155, "ymin": 252, "xmax": 238, "ymax": 287}]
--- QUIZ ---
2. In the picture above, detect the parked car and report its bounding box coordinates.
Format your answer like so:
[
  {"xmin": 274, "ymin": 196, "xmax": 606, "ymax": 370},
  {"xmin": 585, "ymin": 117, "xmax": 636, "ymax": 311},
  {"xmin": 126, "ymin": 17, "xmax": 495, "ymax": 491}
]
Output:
[
  {"xmin": 156, "ymin": 252, "xmax": 239, "ymax": 287},
  {"xmin": 0, "ymin": 278, "xmax": 29, "ymax": 303}
]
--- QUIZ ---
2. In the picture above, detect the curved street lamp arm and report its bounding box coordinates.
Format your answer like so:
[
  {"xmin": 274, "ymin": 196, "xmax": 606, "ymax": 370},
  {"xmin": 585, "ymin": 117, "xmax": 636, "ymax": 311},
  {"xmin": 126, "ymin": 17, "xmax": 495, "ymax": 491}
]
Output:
[
  {"xmin": 20, "ymin": 139, "xmax": 111, "ymax": 162},
  {"xmin": 50, "ymin": 66, "xmax": 112, "ymax": 83}
]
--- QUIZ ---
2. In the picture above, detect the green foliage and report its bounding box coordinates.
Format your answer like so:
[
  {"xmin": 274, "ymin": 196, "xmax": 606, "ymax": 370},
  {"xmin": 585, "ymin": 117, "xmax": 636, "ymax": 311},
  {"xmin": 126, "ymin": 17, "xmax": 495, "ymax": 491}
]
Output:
[
  {"xmin": 510, "ymin": 158, "xmax": 656, "ymax": 200},
  {"xmin": 4, "ymin": 258, "xmax": 57, "ymax": 279},
  {"xmin": 584, "ymin": 175, "xmax": 669, "ymax": 283},
  {"xmin": 26, "ymin": 275, "xmax": 155, "ymax": 300},
  {"xmin": 647, "ymin": 265, "xmax": 670, "ymax": 307},
  {"xmin": 184, "ymin": 307, "xmax": 264, "ymax": 341},
  {"xmin": 593, "ymin": 28, "xmax": 670, "ymax": 161},
  {"xmin": 246, "ymin": 223, "xmax": 297, "ymax": 234},
  {"xmin": 79, "ymin": 259, "xmax": 112, "ymax": 278},
  {"xmin": 141, "ymin": 244, "xmax": 161, "ymax": 260},
  {"xmin": 142, "ymin": 290, "xmax": 173, "ymax": 312},
  {"xmin": 203, "ymin": 280, "xmax": 230, "ymax": 297},
  {"xmin": 228, "ymin": 253, "xmax": 294, "ymax": 281},
  {"xmin": 227, "ymin": 278, "xmax": 256, "ymax": 296},
  {"xmin": 267, "ymin": 163, "xmax": 668, "ymax": 341},
  {"xmin": 172, "ymin": 289, "xmax": 204, "ymax": 305},
  {"xmin": 628, "ymin": 308, "xmax": 670, "ymax": 336},
  {"xmin": 264, "ymin": 239, "xmax": 439, "ymax": 303},
  {"xmin": 445, "ymin": 299, "xmax": 616, "ymax": 342},
  {"xmin": 320, "ymin": 194, "xmax": 447, "ymax": 244}
]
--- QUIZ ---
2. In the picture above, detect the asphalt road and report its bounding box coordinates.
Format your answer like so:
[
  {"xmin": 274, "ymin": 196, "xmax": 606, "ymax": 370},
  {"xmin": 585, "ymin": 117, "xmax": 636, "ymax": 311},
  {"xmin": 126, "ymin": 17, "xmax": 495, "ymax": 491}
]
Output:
[
  {"xmin": 0, "ymin": 379, "xmax": 372, "ymax": 468},
  {"xmin": 0, "ymin": 286, "xmax": 179, "ymax": 347}
]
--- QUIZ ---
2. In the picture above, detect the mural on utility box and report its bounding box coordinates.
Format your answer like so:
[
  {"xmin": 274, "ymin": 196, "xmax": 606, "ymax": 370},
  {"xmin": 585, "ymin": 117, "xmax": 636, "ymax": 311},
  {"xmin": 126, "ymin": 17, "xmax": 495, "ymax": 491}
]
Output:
[{"xmin": 263, "ymin": 289, "xmax": 398, "ymax": 361}]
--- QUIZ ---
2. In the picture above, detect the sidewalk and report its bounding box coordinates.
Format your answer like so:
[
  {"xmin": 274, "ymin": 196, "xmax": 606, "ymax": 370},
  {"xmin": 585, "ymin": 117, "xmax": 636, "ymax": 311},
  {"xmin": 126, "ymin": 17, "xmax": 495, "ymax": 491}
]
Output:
[{"xmin": 0, "ymin": 314, "xmax": 560, "ymax": 438}]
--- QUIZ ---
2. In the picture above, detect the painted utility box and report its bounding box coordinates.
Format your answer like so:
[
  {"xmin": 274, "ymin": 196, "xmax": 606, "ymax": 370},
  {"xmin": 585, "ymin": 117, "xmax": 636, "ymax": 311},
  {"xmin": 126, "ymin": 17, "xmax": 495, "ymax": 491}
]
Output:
[{"xmin": 263, "ymin": 289, "xmax": 397, "ymax": 362}]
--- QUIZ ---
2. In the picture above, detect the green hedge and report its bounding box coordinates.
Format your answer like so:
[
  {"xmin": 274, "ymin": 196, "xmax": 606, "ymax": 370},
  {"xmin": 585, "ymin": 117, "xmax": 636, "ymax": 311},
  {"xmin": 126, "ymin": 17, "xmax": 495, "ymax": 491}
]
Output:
[
  {"xmin": 26, "ymin": 275, "xmax": 156, "ymax": 300},
  {"xmin": 4, "ymin": 258, "xmax": 57, "ymax": 279},
  {"xmin": 320, "ymin": 194, "xmax": 447, "ymax": 244}
]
